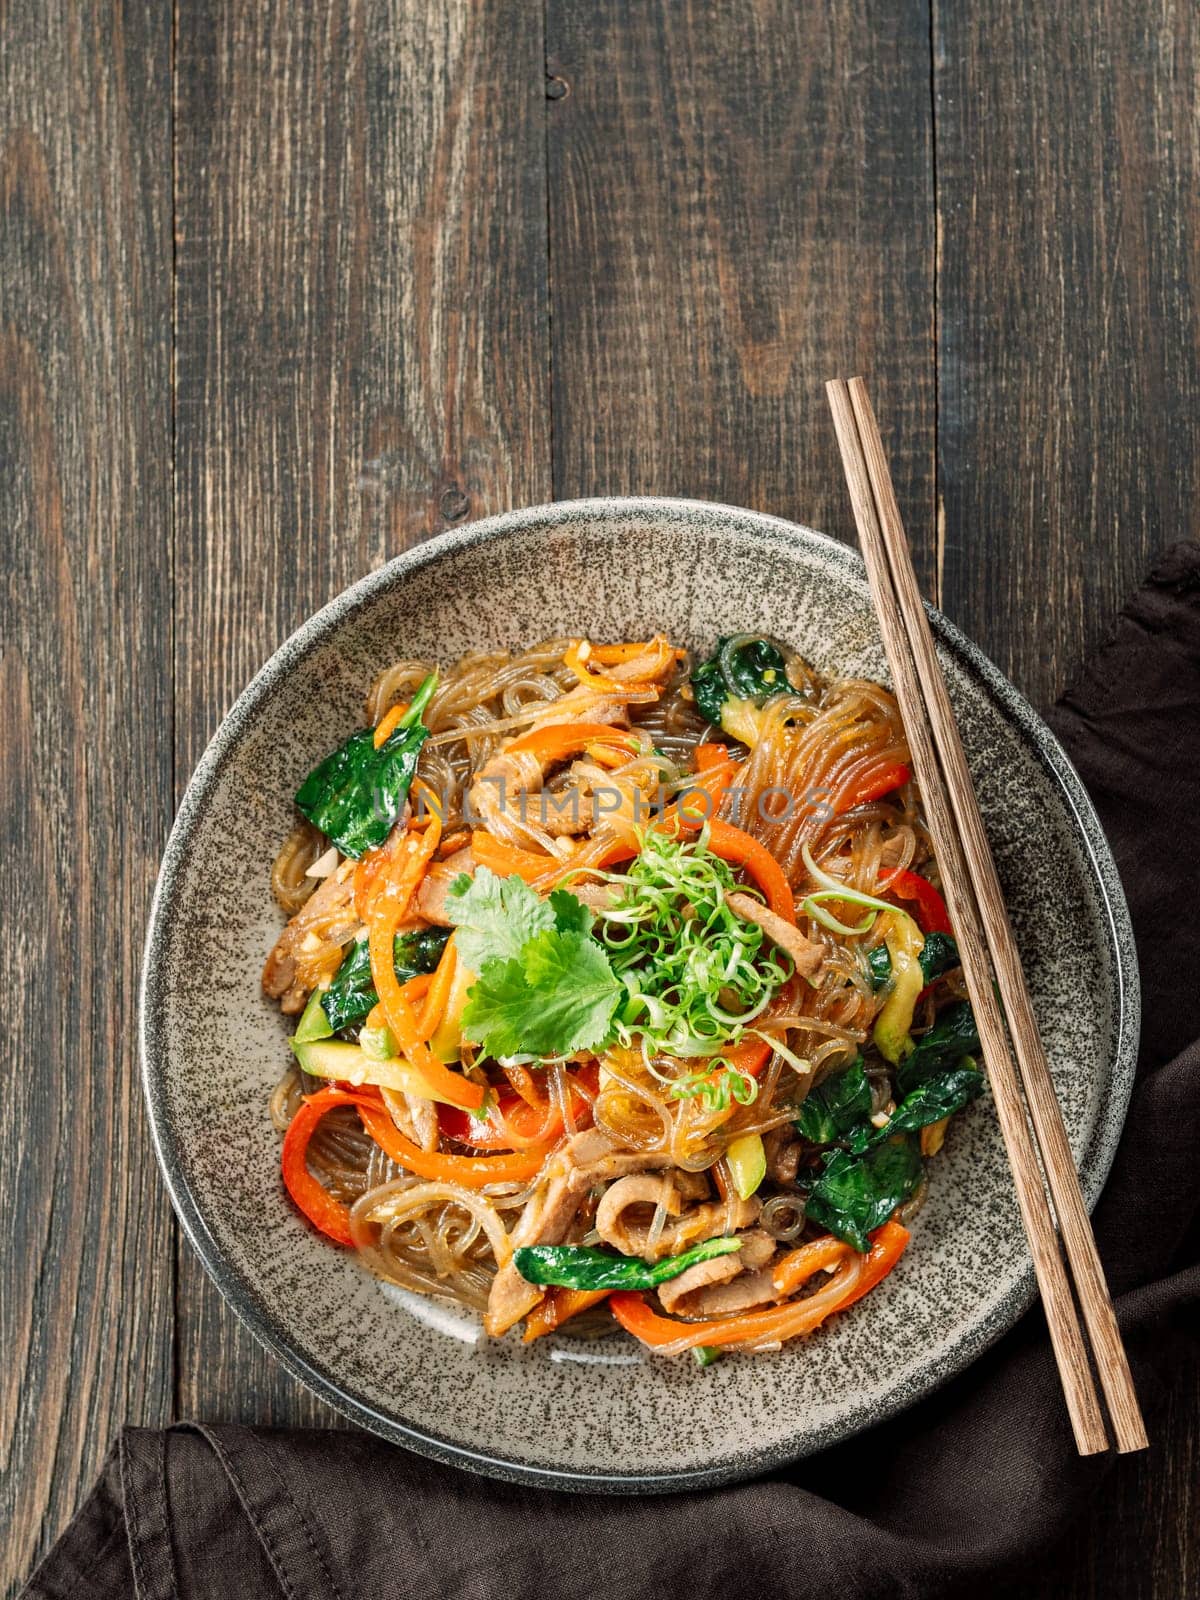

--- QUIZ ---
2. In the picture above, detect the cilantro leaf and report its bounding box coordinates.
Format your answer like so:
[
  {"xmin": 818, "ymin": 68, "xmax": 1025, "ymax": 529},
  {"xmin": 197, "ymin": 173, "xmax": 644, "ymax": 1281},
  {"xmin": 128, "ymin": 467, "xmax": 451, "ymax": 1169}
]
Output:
[
  {"xmin": 461, "ymin": 929, "xmax": 621, "ymax": 1057},
  {"xmin": 445, "ymin": 867, "xmax": 554, "ymax": 971},
  {"xmin": 549, "ymin": 886, "xmax": 593, "ymax": 935},
  {"xmin": 458, "ymin": 955, "xmax": 531, "ymax": 1056}
]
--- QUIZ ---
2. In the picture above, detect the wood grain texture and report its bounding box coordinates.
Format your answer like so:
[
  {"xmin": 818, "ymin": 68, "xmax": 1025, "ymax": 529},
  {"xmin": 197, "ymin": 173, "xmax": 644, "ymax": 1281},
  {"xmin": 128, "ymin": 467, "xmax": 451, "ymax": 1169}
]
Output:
[
  {"xmin": 0, "ymin": 1, "xmax": 175, "ymax": 1591},
  {"xmin": 934, "ymin": 0, "xmax": 1200, "ymax": 705},
  {"xmin": 5, "ymin": 0, "xmax": 1200, "ymax": 1592},
  {"xmin": 171, "ymin": 0, "xmax": 550, "ymax": 1422},
  {"xmin": 544, "ymin": 0, "xmax": 939, "ymax": 592},
  {"xmin": 933, "ymin": 1, "xmax": 1200, "ymax": 1587}
]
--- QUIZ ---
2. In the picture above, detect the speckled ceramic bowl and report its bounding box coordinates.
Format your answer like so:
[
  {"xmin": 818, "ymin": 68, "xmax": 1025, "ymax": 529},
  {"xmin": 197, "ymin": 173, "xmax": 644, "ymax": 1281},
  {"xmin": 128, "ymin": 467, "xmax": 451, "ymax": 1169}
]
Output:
[{"xmin": 141, "ymin": 497, "xmax": 1138, "ymax": 1492}]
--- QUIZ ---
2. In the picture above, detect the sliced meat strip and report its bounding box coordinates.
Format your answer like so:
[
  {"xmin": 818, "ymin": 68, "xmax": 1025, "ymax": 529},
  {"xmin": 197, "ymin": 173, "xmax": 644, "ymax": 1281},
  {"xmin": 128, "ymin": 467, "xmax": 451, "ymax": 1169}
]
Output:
[
  {"xmin": 655, "ymin": 1229, "xmax": 778, "ymax": 1315},
  {"xmin": 655, "ymin": 1251, "xmax": 742, "ymax": 1314},
  {"xmin": 262, "ymin": 859, "xmax": 360, "ymax": 1013},
  {"xmin": 415, "ymin": 846, "xmax": 475, "ymax": 923},
  {"xmin": 663, "ymin": 1267, "xmax": 782, "ymax": 1318},
  {"xmin": 727, "ymin": 891, "xmax": 824, "ymax": 979},
  {"xmin": 595, "ymin": 1175, "xmax": 682, "ymax": 1255}
]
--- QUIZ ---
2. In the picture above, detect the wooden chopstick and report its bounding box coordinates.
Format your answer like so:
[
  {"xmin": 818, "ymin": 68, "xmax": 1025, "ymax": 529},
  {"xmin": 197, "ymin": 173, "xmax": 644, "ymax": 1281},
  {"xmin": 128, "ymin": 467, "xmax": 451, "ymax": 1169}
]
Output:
[{"xmin": 826, "ymin": 377, "xmax": 1147, "ymax": 1455}]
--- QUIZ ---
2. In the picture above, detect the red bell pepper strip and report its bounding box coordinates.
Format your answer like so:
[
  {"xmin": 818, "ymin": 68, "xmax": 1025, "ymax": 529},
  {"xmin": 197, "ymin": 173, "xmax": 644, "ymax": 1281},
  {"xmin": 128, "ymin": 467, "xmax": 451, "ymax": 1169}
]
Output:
[
  {"xmin": 281, "ymin": 1086, "xmax": 377, "ymax": 1247},
  {"xmin": 888, "ymin": 868, "xmax": 953, "ymax": 935},
  {"xmin": 835, "ymin": 761, "xmax": 911, "ymax": 814}
]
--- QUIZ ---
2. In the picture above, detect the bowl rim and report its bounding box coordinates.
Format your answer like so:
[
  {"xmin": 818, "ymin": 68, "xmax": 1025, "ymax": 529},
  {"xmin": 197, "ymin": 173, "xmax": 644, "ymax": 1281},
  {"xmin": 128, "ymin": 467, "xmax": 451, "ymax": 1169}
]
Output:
[{"xmin": 140, "ymin": 494, "xmax": 1140, "ymax": 1493}]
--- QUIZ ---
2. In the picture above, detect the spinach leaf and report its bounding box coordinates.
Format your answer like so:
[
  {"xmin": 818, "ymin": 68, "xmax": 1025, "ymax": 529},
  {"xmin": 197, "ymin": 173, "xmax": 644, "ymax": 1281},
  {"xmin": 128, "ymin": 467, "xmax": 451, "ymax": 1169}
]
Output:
[
  {"xmin": 847, "ymin": 1063, "xmax": 984, "ymax": 1153},
  {"xmin": 295, "ymin": 673, "xmax": 437, "ymax": 858},
  {"xmin": 321, "ymin": 926, "xmax": 451, "ymax": 1033},
  {"xmin": 805, "ymin": 1136, "xmax": 923, "ymax": 1253},
  {"xmin": 898, "ymin": 1000, "xmax": 981, "ymax": 1096},
  {"xmin": 691, "ymin": 654, "xmax": 730, "ymax": 727},
  {"xmin": 917, "ymin": 931, "xmax": 960, "ymax": 985},
  {"xmin": 793, "ymin": 1054, "xmax": 871, "ymax": 1144},
  {"xmin": 690, "ymin": 635, "xmax": 789, "ymax": 726},
  {"xmin": 513, "ymin": 1236, "xmax": 740, "ymax": 1291},
  {"xmin": 866, "ymin": 943, "xmax": 892, "ymax": 992},
  {"xmin": 866, "ymin": 930, "xmax": 959, "ymax": 994}
]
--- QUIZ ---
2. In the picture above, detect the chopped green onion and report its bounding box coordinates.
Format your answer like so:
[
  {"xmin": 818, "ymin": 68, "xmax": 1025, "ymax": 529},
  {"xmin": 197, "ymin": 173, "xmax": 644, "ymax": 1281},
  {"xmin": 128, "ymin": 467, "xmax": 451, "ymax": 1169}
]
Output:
[{"xmin": 594, "ymin": 827, "xmax": 789, "ymax": 1065}]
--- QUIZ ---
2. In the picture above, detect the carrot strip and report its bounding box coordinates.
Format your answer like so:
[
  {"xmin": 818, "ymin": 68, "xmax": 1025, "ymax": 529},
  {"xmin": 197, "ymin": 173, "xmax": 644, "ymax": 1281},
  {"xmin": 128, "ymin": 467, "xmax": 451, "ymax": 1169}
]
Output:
[
  {"xmin": 358, "ymin": 1102, "xmax": 552, "ymax": 1187},
  {"xmin": 706, "ymin": 817, "xmax": 796, "ymax": 922},
  {"xmin": 399, "ymin": 973, "xmax": 432, "ymax": 1008},
  {"xmin": 366, "ymin": 821, "xmax": 485, "ymax": 1111},
  {"xmin": 471, "ymin": 831, "xmax": 557, "ymax": 884},
  {"xmin": 372, "ymin": 700, "xmax": 409, "ymax": 749},
  {"xmin": 609, "ymin": 1222, "xmax": 909, "ymax": 1354},
  {"xmin": 523, "ymin": 1288, "xmax": 611, "ymax": 1342},
  {"xmin": 563, "ymin": 641, "xmax": 628, "ymax": 694},
  {"xmin": 416, "ymin": 935, "xmax": 458, "ymax": 1042},
  {"xmin": 671, "ymin": 758, "xmax": 737, "ymax": 830},
  {"xmin": 281, "ymin": 1087, "xmax": 376, "ymax": 1247},
  {"xmin": 503, "ymin": 722, "xmax": 640, "ymax": 764},
  {"xmin": 692, "ymin": 741, "xmax": 729, "ymax": 773},
  {"xmin": 770, "ymin": 1232, "xmax": 851, "ymax": 1296},
  {"xmin": 590, "ymin": 641, "xmax": 662, "ymax": 666},
  {"xmin": 723, "ymin": 1038, "xmax": 773, "ymax": 1078}
]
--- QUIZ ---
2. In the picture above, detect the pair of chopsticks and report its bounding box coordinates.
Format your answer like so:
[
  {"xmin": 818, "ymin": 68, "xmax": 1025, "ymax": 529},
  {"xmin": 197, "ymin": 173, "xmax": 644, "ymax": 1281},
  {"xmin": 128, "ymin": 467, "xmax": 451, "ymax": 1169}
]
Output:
[{"xmin": 826, "ymin": 377, "xmax": 1147, "ymax": 1456}]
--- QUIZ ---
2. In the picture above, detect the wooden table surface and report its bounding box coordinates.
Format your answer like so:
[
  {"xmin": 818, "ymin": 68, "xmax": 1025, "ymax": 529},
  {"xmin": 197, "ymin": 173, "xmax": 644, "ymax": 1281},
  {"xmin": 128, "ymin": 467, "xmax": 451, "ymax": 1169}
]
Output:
[{"xmin": 3, "ymin": 2, "xmax": 1197, "ymax": 1594}]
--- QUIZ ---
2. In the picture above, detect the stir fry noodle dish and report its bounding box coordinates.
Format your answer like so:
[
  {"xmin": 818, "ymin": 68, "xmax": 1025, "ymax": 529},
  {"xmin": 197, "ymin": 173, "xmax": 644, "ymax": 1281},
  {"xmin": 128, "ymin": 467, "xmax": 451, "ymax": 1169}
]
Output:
[{"xmin": 263, "ymin": 632, "xmax": 984, "ymax": 1361}]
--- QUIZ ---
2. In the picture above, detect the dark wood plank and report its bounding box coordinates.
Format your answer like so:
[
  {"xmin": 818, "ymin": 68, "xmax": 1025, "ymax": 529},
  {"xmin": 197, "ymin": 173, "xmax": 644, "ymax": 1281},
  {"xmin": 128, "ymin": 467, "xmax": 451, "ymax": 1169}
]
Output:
[
  {"xmin": 934, "ymin": 0, "xmax": 1200, "ymax": 706},
  {"xmin": 936, "ymin": 4, "xmax": 1200, "ymax": 1593},
  {"xmin": 544, "ymin": 0, "xmax": 938, "ymax": 591},
  {"xmin": 172, "ymin": 0, "xmax": 550, "ymax": 1422},
  {"xmin": 0, "ymin": 1, "xmax": 175, "ymax": 1590}
]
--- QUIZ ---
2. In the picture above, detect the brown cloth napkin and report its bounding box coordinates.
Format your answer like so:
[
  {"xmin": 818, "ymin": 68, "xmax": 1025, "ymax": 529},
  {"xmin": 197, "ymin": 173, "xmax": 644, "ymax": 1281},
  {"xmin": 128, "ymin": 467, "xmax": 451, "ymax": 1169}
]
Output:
[{"xmin": 24, "ymin": 545, "xmax": 1200, "ymax": 1600}]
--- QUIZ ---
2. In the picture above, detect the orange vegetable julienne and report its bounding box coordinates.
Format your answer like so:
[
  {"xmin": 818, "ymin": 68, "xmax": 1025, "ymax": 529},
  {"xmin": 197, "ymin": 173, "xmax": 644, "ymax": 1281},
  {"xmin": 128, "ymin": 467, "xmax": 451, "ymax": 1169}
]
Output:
[
  {"xmin": 372, "ymin": 700, "xmax": 409, "ymax": 749},
  {"xmin": 523, "ymin": 1287, "xmax": 611, "ymax": 1343},
  {"xmin": 589, "ymin": 640, "xmax": 683, "ymax": 667},
  {"xmin": 770, "ymin": 1231, "xmax": 851, "ymax": 1296},
  {"xmin": 366, "ymin": 821, "xmax": 485, "ymax": 1111},
  {"xmin": 358, "ymin": 1101, "xmax": 552, "ymax": 1187},
  {"xmin": 722, "ymin": 1037, "xmax": 773, "ymax": 1078},
  {"xmin": 692, "ymin": 741, "xmax": 729, "ymax": 773},
  {"xmin": 706, "ymin": 817, "xmax": 795, "ymax": 922},
  {"xmin": 609, "ymin": 1222, "xmax": 909, "ymax": 1355},
  {"xmin": 398, "ymin": 973, "xmax": 432, "ymax": 1008},
  {"xmin": 416, "ymin": 935, "xmax": 458, "ymax": 1042},
  {"xmin": 504, "ymin": 721, "xmax": 641, "ymax": 764},
  {"xmin": 563, "ymin": 641, "xmax": 628, "ymax": 694},
  {"xmin": 471, "ymin": 831, "xmax": 557, "ymax": 885}
]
